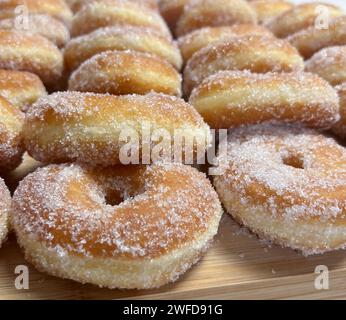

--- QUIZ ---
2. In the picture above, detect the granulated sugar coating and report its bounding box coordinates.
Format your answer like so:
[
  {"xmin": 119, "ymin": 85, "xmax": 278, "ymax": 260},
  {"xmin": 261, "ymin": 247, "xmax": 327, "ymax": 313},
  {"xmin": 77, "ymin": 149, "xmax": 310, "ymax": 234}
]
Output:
[{"xmin": 0, "ymin": 177, "xmax": 10, "ymax": 247}]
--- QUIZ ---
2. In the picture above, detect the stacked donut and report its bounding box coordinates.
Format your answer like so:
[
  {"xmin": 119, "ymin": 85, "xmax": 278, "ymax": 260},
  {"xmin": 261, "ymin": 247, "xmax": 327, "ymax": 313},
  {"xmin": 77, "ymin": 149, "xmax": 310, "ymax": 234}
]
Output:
[{"xmin": 0, "ymin": 0, "xmax": 224, "ymax": 290}]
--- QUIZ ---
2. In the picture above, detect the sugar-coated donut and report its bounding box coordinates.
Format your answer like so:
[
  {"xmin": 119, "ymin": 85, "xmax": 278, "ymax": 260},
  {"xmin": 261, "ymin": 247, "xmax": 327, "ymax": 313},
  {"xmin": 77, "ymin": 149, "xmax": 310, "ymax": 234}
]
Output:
[
  {"xmin": 178, "ymin": 25, "xmax": 273, "ymax": 64},
  {"xmin": 189, "ymin": 70, "xmax": 339, "ymax": 130},
  {"xmin": 0, "ymin": 95, "xmax": 24, "ymax": 171},
  {"xmin": 333, "ymin": 83, "xmax": 346, "ymax": 139},
  {"xmin": 0, "ymin": 30, "xmax": 63, "ymax": 88},
  {"xmin": 64, "ymin": 26, "xmax": 182, "ymax": 73},
  {"xmin": 183, "ymin": 35, "xmax": 304, "ymax": 96},
  {"xmin": 0, "ymin": 0, "xmax": 73, "ymax": 26},
  {"xmin": 0, "ymin": 178, "xmax": 10, "ymax": 247},
  {"xmin": 175, "ymin": 0, "xmax": 257, "ymax": 37},
  {"xmin": 69, "ymin": 50, "xmax": 182, "ymax": 97},
  {"xmin": 159, "ymin": 0, "xmax": 189, "ymax": 32},
  {"xmin": 24, "ymin": 92, "xmax": 211, "ymax": 166},
  {"xmin": 288, "ymin": 16, "xmax": 346, "ymax": 59},
  {"xmin": 12, "ymin": 162, "xmax": 223, "ymax": 289},
  {"xmin": 0, "ymin": 14, "xmax": 70, "ymax": 48},
  {"xmin": 250, "ymin": 0, "xmax": 293, "ymax": 25},
  {"xmin": 71, "ymin": 0, "xmax": 171, "ymax": 38},
  {"xmin": 214, "ymin": 123, "xmax": 346, "ymax": 255}
]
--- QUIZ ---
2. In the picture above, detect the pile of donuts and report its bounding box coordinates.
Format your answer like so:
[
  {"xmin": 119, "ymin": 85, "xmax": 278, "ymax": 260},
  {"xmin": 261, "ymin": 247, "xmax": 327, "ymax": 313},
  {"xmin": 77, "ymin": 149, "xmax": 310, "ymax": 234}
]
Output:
[{"xmin": 0, "ymin": 0, "xmax": 346, "ymax": 291}]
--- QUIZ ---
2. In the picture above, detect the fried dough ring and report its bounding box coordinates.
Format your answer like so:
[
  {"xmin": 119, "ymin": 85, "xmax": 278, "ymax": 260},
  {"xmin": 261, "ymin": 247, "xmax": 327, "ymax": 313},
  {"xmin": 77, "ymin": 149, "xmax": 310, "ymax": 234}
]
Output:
[
  {"xmin": 183, "ymin": 35, "xmax": 304, "ymax": 96},
  {"xmin": 189, "ymin": 70, "xmax": 339, "ymax": 130},
  {"xmin": 0, "ymin": 178, "xmax": 10, "ymax": 247},
  {"xmin": 12, "ymin": 162, "xmax": 223, "ymax": 289},
  {"xmin": 64, "ymin": 26, "xmax": 182, "ymax": 73},
  {"xmin": 178, "ymin": 25, "xmax": 273, "ymax": 64},
  {"xmin": 333, "ymin": 83, "xmax": 346, "ymax": 140},
  {"xmin": 68, "ymin": 50, "xmax": 182, "ymax": 97},
  {"xmin": 24, "ymin": 92, "xmax": 211, "ymax": 166},
  {"xmin": 159, "ymin": 0, "xmax": 189, "ymax": 32},
  {"xmin": 175, "ymin": 0, "xmax": 257, "ymax": 37},
  {"xmin": 214, "ymin": 123, "xmax": 346, "ymax": 255},
  {"xmin": 250, "ymin": 0, "xmax": 293, "ymax": 25}
]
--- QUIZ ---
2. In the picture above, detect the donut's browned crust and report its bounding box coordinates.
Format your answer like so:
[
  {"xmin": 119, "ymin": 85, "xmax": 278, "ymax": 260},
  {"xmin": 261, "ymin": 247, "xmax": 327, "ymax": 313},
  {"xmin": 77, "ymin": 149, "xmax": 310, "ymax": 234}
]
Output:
[
  {"xmin": 0, "ymin": 178, "xmax": 10, "ymax": 247},
  {"xmin": 189, "ymin": 70, "xmax": 339, "ymax": 130},
  {"xmin": 159, "ymin": 0, "xmax": 189, "ymax": 32},
  {"xmin": 288, "ymin": 16, "xmax": 346, "ymax": 59},
  {"xmin": 175, "ymin": 0, "xmax": 257, "ymax": 37},
  {"xmin": 178, "ymin": 25, "xmax": 273, "ymax": 64},
  {"xmin": 250, "ymin": 0, "xmax": 293, "ymax": 25},
  {"xmin": 214, "ymin": 123, "xmax": 346, "ymax": 255},
  {"xmin": 0, "ymin": 30, "xmax": 63, "ymax": 88},
  {"xmin": 24, "ymin": 92, "xmax": 211, "ymax": 166},
  {"xmin": 0, "ymin": 69, "xmax": 46, "ymax": 111},
  {"xmin": 333, "ymin": 83, "xmax": 346, "ymax": 139},
  {"xmin": 183, "ymin": 35, "xmax": 304, "ymax": 96},
  {"xmin": 68, "ymin": 50, "xmax": 182, "ymax": 97},
  {"xmin": 12, "ymin": 163, "xmax": 223, "ymax": 289},
  {"xmin": 71, "ymin": 0, "xmax": 171, "ymax": 38},
  {"xmin": 64, "ymin": 26, "xmax": 182, "ymax": 73}
]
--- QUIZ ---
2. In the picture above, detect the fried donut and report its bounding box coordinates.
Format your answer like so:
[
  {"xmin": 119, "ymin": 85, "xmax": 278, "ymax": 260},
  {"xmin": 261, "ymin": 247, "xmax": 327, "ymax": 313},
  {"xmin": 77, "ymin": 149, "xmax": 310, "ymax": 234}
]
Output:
[
  {"xmin": 214, "ymin": 123, "xmax": 346, "ymax": 255},
  {"xmin": 189, "ymin": 70, "xmax": 339, "ymax": 130},
  {"xmin": 64, "ymin": 26, "xmax": 182, "ymax": 73},
  {"xmin": 0, "ymin": 14, "xmax": 70, "ymax": 48},
  {"xmin": 332, "ymin": 83, "xmax": 346, "ymax": 139},
  {"xmin": 267, "ymin": 3, "xmax": 343, "ymax": 38},
  {"xmin": 0, "ymin": 0, "xmax": 73, "ymax": 26},
  {"xmin": 0, "ymin": 95, "xmax": 24, "ymax": 171},
  {"xmin": 12, "ymin": 162, "xmax": 223, "ymax": 289},
  {"xmin": 175, "ymin": 0, "xmax": 257, "ymax": 37},
  {"xmin": 178, "ymin": 25, "xmax": 273, "ymax": 64},
  {"xmin": 0, "ymin": 178, "xmax": 10, "ymax": 247},
  {"xmin": 250, "ymin": 0, "xmax": 293, "ymax": 25},
  {"xmin": 68, "ymin": 50, "xmax": 182, "ymax": 97},
  {"xmin": 0, "ymin": 69, "xmax": 46, "ymax": 111},
  {"xmin": 159, "ymin": 0, "xmax": 189, "ymax": 32},
  {"xmin": 288, "ymin": 16, "xmax": 346, "ymax": 59},
  {"xmin": 305, "ymin": 46, "xmax": 346, "ymax": 86},
  {"xmin": 183, "ymin": 35, "xmax": 304, "ymax": 96},
  {"xmin": 71, "ymin": 0, "xmax": 171, "ymax": 38},
  {"xmin": 0, "ymin": 30, "xmax": 63, "ymax": 88},
  {"xmin": 24, "ymin": 92, "xmax": 211, "ymax": 166}
]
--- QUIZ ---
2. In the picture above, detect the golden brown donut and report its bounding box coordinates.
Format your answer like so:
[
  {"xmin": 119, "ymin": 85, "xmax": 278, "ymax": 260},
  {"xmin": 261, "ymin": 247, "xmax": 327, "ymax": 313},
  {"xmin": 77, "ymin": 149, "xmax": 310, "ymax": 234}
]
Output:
[
  {"xmin": 159, "ymin": 0, "xmax": 189, "ymax": 32},
  {"xmin": 175, "ymin": 0, "xmax": 257, "ymax": 37},
  {"xmin": 305, "ymin": 46, "xmax": 346, "ymax": 86},
  {"xmin": 0, "ymin": 0, "xmax": 73, "ymax": 26},
  {"xmin": 0, "ymin": 14, "xmax": 70, "ymax": 48},
  {"xmin": 0, "ymin": 30, "xmax": 63, "ymax": 88},
  {"xmin": 68, "ymin": 50, "xmax": 182, "ymax": 97},
  {"xmin": 183, "ymin": 35, "xmax": 304, "ymax": 96},
  {"xmin": 71, "ymin": 0, "xmax": 171, "ymax": 38},
  {"xmin": 214, "ymin": 123, "xmax": 346, "ymax": 255},
  {"xmin": 189, "ymin": 70, "xmax": 339, "ymax": 130},
  {"xmin": 333, "ymin": 83, "xmax": 346, "ymax": 139},
  {"xmin": 24, "ymin": 92, "xmax": 211, "ymax": 166},
  {"xmin": 0, "ymin": 178, "xmax": 10, "ymax": 247},
  {"xmin": 178, "ymin": 25, "xmax": 273, "ymax": 65},
  {"xmin": 288, "ymin": 16, "xmax": 346, "ymax": 59},
  {"xmin": 267, "ymin": 3, "xmax": 343, "ymax": 38},
  {"xmin": 250, "ymin": 0, "xmax": 293, "ymax": 25},
  {"xmin": 0, "ymin": 69, "xmax": 46, "ymax": 111},
  {"xmin": 12, "ymin": 162, "xmax": 223, "ymax": 289},
  {"xmin": 0, "ymin": 96, "xmax": 24, "ymax": 171},
  {"xmin": 64, "ymin": 26, "xmax": 182, "ymax": 73}
]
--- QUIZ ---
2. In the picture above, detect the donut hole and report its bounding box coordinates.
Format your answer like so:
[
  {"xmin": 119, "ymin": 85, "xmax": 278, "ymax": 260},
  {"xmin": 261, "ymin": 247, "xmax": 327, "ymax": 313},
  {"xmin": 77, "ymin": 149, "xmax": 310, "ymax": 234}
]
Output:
[
  {"xmin": 282, "ymin": 154, "xmax": 304, "ymax": 169},
  {"xmin": 105, "ymin": 190, "xmax": 124, "ymax": 206}
]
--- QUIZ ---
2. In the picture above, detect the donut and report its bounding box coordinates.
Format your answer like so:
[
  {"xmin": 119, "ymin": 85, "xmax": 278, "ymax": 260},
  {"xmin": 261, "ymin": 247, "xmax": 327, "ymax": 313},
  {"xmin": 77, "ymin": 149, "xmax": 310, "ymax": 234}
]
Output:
[
  {"xmin": 183, "ymin": 35, "xmax": 304, "ymax": 96},
  {"xmin": 288, "ymin": 16, "xmax": 346, "ymax": 59},
  {"xmin": 0, "ymin": 95, "xmax": 24, "ymax": 171},
  {"xmin": 12, "ymin": 162, "xmax": 223, "ymax": 289},
  {"xmin": 0, "ymin": 14, "xmax": 70, "ymax": 48},
  {"xmin": 0, "ymin": 30, "xmax": 63, "ymax": 88},
  {"xmin": 189, "ymin": 70, "xmax": 340, "ymax": 130},
  {"xmin": 305, "ymin": 46, "xmax": 346, "ymax": 86},
  {"xmin": 250, "ymin": 0, "xmax": 293, "ymax": 25},
  {"xmin": 159, "ymin": 0, "xmax": 189, "ymax": 32},
  {"xmin": 214, "ymin": 123, "xmax": 346, "ymax": 255},
  {"xmin": 64, "ymin": 26, "xmax": 182, "ymax": 73},
  {"xmin": 0, "ymin": 178, "xmax": 10, "ymax": 247},
  {"xmin": 0, "ymin": 69, "xmax": 46, "ymax": 111},
  {"xmin": 24, "ymin": 92, "xmax": 211, "ymax": 166},
  {"xmin": 333, "ymin": 83, "xmax": 346, "ymax": 139},
  {"xmin": 267, "ymin": 3, "xmax": 343, "ymax": 39},
  {"xmin": 178, "ymin": 25, "xmax": 273, "ymax": 65},
  {"xmin": 176, "ymin": 0, "xmax": 257, "ymax": 37},
  {"xmin": 68, "ymin": 50, "xmax": 182, "ymax": 97},
  {"xmin": 0, "ymin": 0, "xmax": 73, "ymax": 26},
  {"xmin": 71, "ymin": 0, "xmax": 171, "ymax": 38}
]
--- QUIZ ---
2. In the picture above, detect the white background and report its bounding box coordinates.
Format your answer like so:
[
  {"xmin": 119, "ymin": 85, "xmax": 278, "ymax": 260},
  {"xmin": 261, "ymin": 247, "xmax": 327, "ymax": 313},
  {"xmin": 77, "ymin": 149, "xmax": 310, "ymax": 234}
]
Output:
[{"xmin": 293, "ymin": 0, "xmax": 346, "ymax": 11}]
